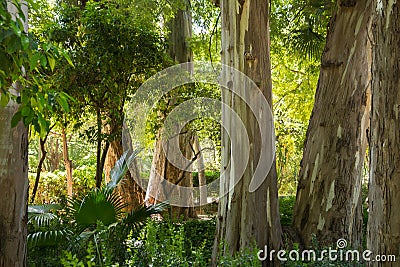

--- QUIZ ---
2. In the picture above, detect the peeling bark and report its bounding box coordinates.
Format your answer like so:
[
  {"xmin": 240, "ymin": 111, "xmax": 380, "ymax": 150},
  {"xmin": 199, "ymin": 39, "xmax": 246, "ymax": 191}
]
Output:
[
  {"xmin": 213, "ymin": 0, "xmax": 281, "ymax": 265},
  {"xmin": 145, "ymin": 0, "xmax": 196, "ymax": 219},
  {"xmin": 367, "ymin": 1, "xmax": 400, "ymax": 266},
  {"xmin": 0, "ymin": 2, "xmax": 29, "ymax": 265},
  {"xmin": 292, "ymin": 0, "xmax": 372, "ymax": 248}
]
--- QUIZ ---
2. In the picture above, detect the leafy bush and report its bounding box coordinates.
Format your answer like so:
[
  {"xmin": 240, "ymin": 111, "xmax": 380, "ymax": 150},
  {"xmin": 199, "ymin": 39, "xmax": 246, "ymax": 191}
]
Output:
[
  {"xmin": 280, "ymin": 195, "xmax": 296, "ymax": 226},
  {"xmin": 192, "ymin": 171, "xmax": 220, "ymax": 187},
  {"xmin": 28, "ymin": 153, "xmax": 167, "ymax": 266}
]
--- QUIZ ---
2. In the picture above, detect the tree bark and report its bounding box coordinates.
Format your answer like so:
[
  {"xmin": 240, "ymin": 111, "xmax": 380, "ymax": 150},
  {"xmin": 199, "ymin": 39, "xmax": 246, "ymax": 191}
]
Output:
[
  {"xmin": 0, "ymin": 89, "xmax": 29, "ymax": 267},
  {"xmin": 292, "ymin": 0, "xmax": 372, "ymax": 249},
  {"xmin": 367, "ymin": 1, "xmax": 400, "ymax": 266},
  {"xmin": 61, "ymin": 127, "xmax": 73, "ymax": 197},
  {"xmin": 0, "ymin": 2, "xmax": 29, "ymax": 266},
  {"xmin": 212, "ymin": 0, "xmax": 281, "ymax": 265},
  {"xmin": 145, "ymin": 0, "xmax": 196, "ymax": 219}
]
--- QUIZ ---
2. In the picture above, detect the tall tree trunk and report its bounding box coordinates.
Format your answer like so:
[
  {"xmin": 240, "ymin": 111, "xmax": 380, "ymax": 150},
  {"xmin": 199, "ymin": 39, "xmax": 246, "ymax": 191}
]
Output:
[
  {"xmin": 212, "ymin": 0, "xmax": 281, "ymax": 265},
  {"xmin": 145, "ymin": 0, "xmax": 196, "ymax": 219},
  {"xmin": 61, "ymin": 127, "xmax": 73, "ymax": 197},
  {"xmin": 292, "ymin": 0, "xmax": 372, "ymax": 249},
  {"xmin": 367, "ymin": 1, "xmax": 400, "ymax": 265},
  {"xmin": 0, "ymin": 2, "xmax": 29, "ymax": 265}
]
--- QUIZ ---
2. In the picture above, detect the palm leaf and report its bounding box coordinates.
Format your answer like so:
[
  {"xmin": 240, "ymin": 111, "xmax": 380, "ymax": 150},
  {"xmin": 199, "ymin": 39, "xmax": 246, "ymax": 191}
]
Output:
[
  {"xmin": 121, "ymin": 201, "xmax": 169, "ymax": 233},
  {"xmin": 67, "ymin": 188, "xmax": 127, "ymax": 231},
  {"xmin": 28, "ymin": 204, "xmax": 61, "ymax": 227},
  {"xmin": 28, "ymin": 229, "xmax": 73, "ymax": 247},
  {"xmin": 106, "ymin": 149, "xmax": 141, "ymax": 193}
]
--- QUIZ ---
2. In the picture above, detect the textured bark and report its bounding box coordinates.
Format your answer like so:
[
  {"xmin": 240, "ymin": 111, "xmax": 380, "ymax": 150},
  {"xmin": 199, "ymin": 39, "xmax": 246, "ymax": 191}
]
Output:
[
  {"xmin": 292, "ymin": 0, "xmax": 372, "ymax": 249},
  {"xmin": 0, "ymin": 2, "xmax": 29, "ymax": 266},
  {"xmin": 0, "ymin": 100, "xmax": 29, "ymax": 266},
  {"xmin": 61, "ymin": 127, "xmax": 73, "ymax": 197},
  {"xmin": 145, "ymin": 0, "xmax": 196, "ymax": 219},
  {"xmin": 367, "ymin": 1, "xmax": 400, "ymax": 266},
  {"xmin": 212, "ymin": 0, "xmax": 281, "ymax": 265},
  {"xmin": 0, "ymin": 91, "xmax": 29, "ymax": 267}
]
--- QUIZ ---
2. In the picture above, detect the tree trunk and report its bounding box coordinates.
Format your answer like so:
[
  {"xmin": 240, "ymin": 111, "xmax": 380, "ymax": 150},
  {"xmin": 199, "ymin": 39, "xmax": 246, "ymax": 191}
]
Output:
[
  {"xmin": 212, "ymin": 0, "xmax": 281, "ymax": 265},
  {"xmin": 61, "ymin": 127, "xmax": 73, "ymax": 197},
  {"xmin": 292, "ymin": 0, "xmax": 372, "ymax": 249},
  {"xmin": 30, "ymin": 136, "xmax": 48, "ymax": 203},
  {"xmin": 367, "ymin": 1, "xmax": 400, "ymax": 265},
  {"xmin": 0, "ymin": 2, "xmax": 29, "ymax": 266},
  {"xmin": 194, "ymin": 135, "xmax": 207, "ymax": 213},
  {"xmin": 145, "ymin": 0, "xmax": 196, "ymax": 219}
]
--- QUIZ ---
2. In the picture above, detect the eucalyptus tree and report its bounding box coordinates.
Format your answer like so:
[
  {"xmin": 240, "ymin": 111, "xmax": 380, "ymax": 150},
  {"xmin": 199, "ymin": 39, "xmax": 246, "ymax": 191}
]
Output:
[
  {"xmin": 292, "ymin": 0, "xmax": 372, "ymax": 248},
  {"xmin": 368, "ymin": 1, "xmax": 400, "ymax": 264},
  {"xmin": 0, "ymin": 2, "xmax": 29, "ymax": 265},
  {"xmin": 0, "ymin": 0, "xmax": 66, "ymax": 264},
  {"xmin": 212, "ymin": 0, "xmax": 282, "ymax": 265}
]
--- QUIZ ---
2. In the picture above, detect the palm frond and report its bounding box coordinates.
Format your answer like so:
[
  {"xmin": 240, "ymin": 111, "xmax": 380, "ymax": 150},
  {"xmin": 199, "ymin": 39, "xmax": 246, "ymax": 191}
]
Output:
[
  {"xmin": 106, "ymin": 149, "xmax": 141, "ymax": 193},
  {"xmin": 28, "ymin": 204, "xmax": 61, "ymax": 227},
  {"xmin": 121, "ymin": 201, "xmax": 169, "ymax": 233},
  {"xmin": 66, "ymin": 188, "xmax": 127, "ymax": 230},
  {"xmin": 28, "ymin": 229, "xmax": 73, "ymax": 247}
]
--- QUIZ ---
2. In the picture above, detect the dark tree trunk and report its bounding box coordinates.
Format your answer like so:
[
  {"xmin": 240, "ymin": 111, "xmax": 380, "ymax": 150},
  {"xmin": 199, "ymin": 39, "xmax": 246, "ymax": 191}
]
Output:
[{"xmin": 31, "ymin": 136, "xmax": 48, "ymax": 203}]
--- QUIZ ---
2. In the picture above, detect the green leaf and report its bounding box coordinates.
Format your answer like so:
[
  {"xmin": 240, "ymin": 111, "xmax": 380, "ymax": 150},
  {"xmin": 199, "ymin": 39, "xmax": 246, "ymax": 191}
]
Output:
[
  {"xmin": 37, "ymin": 114, "xmax": 48, "ymax": 137},
  {"xmin": 10, "ymin": 22, "xmax": 22, "ymax": 37},
  {"xmin": 62, "ymin": 50, "xmax": 74, "ymax": 67},
  {"xmin": 21, "ymin": 35, "xmax": 29, "ymax": 50},
  {"xmin": 21, "ymin": 106, "xmax": 31, "ymax": 116},
  {"xmin": 47, "ymin": 55, "xmax": 55, "ymax": 71},
  {"xmin": 56, "ymin": 94, "xmax": 69, "ymax": 112},
  {"xmin": 0, "ymin": 93, "xmax": 10, "ymax": 107},
  {"xmin": 39, "ymin": 54, "xmax": 47, "ymax": 67},
  {"xmin": 11, "ymin": 111, "xmax": 21, "ymax": 127},
  {"xmin": 29, "ymin": 53, "xmax": 41, "ymax": 71}
]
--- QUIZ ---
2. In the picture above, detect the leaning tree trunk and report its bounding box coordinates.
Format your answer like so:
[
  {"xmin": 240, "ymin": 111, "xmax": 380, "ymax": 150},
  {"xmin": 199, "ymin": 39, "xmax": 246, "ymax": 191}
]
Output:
[
  {"xmin": 145, "ymin": 0, "xmax": 196, "ymax": 219},
  {"xmin": 212, "ymin": 0, "xmax": 281, "ymax": 265},
  {"xmin": 292, "ymin": 0, "xmax": 372, "ymax": 249},
  {"xmin": 367, "ymin": 1, "xmax": 400, "ymax": 266},
  {"xmin": 0, "ymin": 2, "xmax": 29, "ymax": 266}
]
